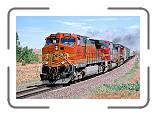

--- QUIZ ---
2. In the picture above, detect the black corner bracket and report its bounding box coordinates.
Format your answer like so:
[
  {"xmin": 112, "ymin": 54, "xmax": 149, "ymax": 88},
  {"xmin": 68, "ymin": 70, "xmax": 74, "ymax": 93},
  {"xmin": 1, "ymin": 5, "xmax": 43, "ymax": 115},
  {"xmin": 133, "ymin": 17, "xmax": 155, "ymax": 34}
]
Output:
[
  {"xmin": 7, "ymin": 7, "xmax": 50, "ymax": 109},
  {"xmin": 108, "ymin": 67, "xmax": 150, "ymax": 109},
  {"xmin": 7, "ymin": 67, "xmax": 50, "ymax": 109},
  {"xmin": 107, "ymin": 7, "xmax": 150, "ymax": 109},
  {"xmin": 7, "ymin": 7, "xmax": 50, "ymax": 50},
  {"xmin": 107, "ymin": 7, "xmax": 150, "ymax": 50}
]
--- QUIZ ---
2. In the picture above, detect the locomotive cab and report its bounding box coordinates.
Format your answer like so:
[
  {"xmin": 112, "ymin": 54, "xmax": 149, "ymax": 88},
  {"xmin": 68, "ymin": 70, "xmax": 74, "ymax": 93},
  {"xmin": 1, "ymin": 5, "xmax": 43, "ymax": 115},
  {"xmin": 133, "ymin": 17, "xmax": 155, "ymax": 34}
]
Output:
[{"xmin": 41, "ymin": 33, "xmax": 77, "ymax": 84}]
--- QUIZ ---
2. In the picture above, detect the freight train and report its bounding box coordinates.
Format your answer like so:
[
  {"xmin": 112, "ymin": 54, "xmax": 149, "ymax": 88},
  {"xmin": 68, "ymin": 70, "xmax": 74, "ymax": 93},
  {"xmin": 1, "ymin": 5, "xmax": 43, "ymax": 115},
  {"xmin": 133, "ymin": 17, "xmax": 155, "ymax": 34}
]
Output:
[{"xmin": 40, "ymin": 32, "xmax": 134, "ymax": 84}]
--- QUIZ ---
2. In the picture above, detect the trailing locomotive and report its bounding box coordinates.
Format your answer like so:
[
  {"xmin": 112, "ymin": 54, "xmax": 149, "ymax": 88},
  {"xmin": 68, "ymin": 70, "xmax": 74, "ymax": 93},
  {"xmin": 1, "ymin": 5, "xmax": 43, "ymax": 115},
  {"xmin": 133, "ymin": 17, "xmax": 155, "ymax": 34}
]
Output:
[{"xmin": 40, "ymin": 32, "xmax": 134, "ymax": 84}]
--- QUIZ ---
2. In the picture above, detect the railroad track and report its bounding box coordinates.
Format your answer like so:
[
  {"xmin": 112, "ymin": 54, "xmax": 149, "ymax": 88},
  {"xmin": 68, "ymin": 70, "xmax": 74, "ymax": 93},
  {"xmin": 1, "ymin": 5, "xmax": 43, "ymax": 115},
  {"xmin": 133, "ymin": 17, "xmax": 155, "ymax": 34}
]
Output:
[{"xmin": 16, "ymin": 84, "xmax": 62, "ymax": 99}]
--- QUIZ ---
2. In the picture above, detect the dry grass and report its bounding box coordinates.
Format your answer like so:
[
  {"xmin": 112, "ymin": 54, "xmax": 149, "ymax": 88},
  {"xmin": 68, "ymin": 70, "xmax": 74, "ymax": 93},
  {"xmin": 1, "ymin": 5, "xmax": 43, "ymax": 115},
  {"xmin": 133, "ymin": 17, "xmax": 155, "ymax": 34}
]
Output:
[
  {"xmin": 16, "ymin": 63, "xmax": 41, "ymax": 85},
  {"xmin": 89, "ymin": 90, "xmax": 140, "ymax": 99}
]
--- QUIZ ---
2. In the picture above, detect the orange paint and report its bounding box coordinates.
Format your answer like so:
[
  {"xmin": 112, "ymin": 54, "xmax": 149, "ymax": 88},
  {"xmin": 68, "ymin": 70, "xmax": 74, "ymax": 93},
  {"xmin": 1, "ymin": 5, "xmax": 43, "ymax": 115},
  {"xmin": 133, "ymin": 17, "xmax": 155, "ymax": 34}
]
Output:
[{"xmin": 42, "ymin": 33, "xmax": 111, "ymax": 67}]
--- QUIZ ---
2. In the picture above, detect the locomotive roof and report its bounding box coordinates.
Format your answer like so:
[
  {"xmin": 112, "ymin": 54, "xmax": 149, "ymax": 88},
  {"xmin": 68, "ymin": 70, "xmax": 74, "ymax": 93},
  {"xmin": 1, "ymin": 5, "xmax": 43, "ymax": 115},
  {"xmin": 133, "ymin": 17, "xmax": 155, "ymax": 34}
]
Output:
[
  {"xmin": 113, "ymin": 43, "xmax": 130, "ymax": 49},
  {"xmin": 77, "ymin": 34, "xmax": 89, "ymax": 39},
  {"xmin": 113, "ymin": 43, "xmax": 125, "ymax": 48}
]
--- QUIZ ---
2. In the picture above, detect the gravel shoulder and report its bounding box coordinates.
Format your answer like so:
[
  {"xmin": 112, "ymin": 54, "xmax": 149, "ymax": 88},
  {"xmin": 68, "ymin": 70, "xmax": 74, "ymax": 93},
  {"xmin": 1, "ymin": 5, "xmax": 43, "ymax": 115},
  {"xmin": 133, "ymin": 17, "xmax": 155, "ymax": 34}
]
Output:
[{"xmin": 28, "ymin": 56, "xmax": 139, "ymax": 99}]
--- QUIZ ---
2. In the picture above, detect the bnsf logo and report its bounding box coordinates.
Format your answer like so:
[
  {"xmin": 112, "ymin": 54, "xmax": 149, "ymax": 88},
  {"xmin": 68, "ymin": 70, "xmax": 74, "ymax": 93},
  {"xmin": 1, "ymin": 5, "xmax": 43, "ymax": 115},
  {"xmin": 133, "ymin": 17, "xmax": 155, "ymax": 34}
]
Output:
[{"xmin": 45, "ymin": 53, "xmax": 69, "ymax": 59}]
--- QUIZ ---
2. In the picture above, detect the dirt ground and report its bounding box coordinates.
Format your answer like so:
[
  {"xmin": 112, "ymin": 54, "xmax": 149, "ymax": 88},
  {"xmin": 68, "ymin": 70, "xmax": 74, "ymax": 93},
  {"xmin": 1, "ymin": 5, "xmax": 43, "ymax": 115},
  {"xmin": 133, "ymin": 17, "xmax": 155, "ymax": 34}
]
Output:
[
  {"xmin": 16, "ymin": 63, "xmax": 41, "ymax": 85},
  {"xmin": 125, "ymin": 70, "xmax": 140, "ymax": 84}
]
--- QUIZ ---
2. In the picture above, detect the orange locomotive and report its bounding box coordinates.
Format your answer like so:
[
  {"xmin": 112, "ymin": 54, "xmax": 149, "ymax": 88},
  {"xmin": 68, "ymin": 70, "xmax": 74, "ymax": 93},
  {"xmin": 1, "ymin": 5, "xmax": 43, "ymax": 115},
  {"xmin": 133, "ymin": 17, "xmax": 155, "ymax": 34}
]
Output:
[{"xmin": 40, "ymin": 32, "xmax": 112, "ymax": 84}]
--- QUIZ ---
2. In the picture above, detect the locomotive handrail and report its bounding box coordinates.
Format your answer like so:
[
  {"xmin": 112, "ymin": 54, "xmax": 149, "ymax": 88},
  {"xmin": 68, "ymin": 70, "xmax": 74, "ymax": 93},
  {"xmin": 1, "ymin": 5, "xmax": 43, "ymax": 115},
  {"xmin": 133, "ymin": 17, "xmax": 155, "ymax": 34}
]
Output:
[
  {"xmin": 58, "ymin": 55, "xmax": 73, "ymax": 65},
  {"xmin": 42, "ymin": 54, "xmax": 48, "ymax": 65}
]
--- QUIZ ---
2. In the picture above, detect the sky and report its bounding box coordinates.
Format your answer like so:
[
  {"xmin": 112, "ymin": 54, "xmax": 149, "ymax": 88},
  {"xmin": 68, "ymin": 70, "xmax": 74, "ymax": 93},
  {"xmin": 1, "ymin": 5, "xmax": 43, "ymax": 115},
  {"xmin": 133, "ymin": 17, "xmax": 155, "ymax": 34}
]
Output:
[{"xmin": 16, "ymin": 16, "xmax": 140, "ymax": 50}]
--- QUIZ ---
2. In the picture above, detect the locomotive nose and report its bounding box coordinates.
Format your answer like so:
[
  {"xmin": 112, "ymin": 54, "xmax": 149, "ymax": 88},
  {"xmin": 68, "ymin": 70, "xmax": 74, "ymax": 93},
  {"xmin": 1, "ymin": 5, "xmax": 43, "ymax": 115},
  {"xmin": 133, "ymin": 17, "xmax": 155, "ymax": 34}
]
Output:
[{"xmin": 50, "ymin": 45, "xmax": 67, "ymax": 67}]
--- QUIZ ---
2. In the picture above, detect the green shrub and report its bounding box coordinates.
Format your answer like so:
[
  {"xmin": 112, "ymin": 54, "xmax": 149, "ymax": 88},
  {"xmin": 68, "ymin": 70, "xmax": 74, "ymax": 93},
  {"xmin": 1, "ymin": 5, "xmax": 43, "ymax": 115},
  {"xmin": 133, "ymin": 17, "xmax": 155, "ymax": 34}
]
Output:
[
  {"xmin": 16, "ymin": 32, "xmax": 39, "ymax": 65},
  {"xmin": 103, "ymin": 81, "xmax": 140, "ymax": 92}
]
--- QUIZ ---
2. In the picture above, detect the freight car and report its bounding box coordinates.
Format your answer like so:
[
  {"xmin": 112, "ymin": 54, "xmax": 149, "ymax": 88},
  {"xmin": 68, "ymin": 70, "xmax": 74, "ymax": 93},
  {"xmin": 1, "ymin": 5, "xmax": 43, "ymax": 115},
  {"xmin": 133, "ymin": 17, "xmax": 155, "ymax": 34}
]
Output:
[{"xmin": 40, "ymin": 32, "xmax": 134, "ymax": 84}]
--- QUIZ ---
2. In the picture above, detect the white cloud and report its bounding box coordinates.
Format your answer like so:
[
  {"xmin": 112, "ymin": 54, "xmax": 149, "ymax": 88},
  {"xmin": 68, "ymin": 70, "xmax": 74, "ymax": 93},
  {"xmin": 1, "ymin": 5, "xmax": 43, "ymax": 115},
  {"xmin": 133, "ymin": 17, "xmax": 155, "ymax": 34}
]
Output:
[
  {"xmin": 58, "ymin": 21, "xmax": 93, "ymax": 30},
  {"xmin": 128, "ymin": 25, "xmax": 140, "ymax": 29},
  {"xmin": 59, "ymin": 21, "xmax": 85, "ymax": 26},
  {"xmin": 84, "ymin": 18, "xmax": 119, "ymax": 22}
]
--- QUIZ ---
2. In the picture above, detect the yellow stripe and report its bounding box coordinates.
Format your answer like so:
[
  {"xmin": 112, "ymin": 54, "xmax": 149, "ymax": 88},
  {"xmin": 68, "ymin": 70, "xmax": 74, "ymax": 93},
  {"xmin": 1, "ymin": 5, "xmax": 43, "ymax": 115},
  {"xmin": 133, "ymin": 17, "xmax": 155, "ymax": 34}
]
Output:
[{"xmin": 101, "ymin": 54, "xmax": 109, "ymax": 57}]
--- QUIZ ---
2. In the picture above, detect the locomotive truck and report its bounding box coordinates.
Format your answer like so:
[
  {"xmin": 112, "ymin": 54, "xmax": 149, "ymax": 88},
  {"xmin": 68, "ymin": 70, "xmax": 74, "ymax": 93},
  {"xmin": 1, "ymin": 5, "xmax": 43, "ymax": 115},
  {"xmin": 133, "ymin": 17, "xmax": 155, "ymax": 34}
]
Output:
[{"xmin": 40, "ymin": 32, "xmax": 134, "ymax": 84}]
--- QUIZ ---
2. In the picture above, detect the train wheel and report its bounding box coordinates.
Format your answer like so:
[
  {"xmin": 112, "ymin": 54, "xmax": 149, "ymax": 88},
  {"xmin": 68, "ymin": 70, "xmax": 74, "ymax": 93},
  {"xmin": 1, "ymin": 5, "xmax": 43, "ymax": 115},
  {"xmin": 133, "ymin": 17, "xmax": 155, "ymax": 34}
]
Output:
[
  {"xmin": 98, "ymin": 65, "xmax": 103, "ymax": 73},
  {"xmin": 40, "ymin": 66, "xmax": 49, "ymax": 80},
  {"xmin": 102, "ymin": 66, "xmax": 105, "ymax": 73},
  {"xmin": 42, "ymin": 66, "xmax": 49, "ymax": 74},
  {"xmin": 74, "ymin": 71, "xmax": 82, "ymax": 81},
  {"xmin": 116, "ymin": 60, "xmax": 119, "ymax": 67},
  {"xmin": 120, "ymin": 59, "xmax": 124, "ymax": 65},
  {"xmin": 79, "ymin": 72, "xmax": 83, "ymax": 80},
  {"xmin": 108, "ymin": 63, "xmax": 112, "ymax": 71}
]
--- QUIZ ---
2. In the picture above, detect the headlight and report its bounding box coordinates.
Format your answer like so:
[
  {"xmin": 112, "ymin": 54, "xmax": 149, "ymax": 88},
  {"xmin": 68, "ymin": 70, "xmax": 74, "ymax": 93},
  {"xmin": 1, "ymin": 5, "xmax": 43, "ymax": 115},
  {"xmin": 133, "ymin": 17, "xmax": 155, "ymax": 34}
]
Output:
[
  {"xmin": 45, "ymin": 61, "xmax": 48, "ymax": 64},
  {"xmin": 55, "ymin": 45, "xmax": 58, "ymax": 50},
  {"xmin": 61, "ymin": 61, "xmax": 65, "ymax": 64},
  {"xmin": 60, "ymin": 53, "xmax": 64, "ymax": 56}
]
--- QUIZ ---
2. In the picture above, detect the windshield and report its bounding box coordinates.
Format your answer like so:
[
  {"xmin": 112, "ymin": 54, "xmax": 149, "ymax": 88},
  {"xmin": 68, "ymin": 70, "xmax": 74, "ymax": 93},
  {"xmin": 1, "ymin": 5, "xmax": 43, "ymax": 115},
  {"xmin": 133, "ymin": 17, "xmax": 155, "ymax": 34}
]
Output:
[
  {"xmin": 61, "ymin": 38, "xmax": 75, "ymax": 46},
  {"xmin": 101, "ymin": 43, "xmax": 109, "ymax": 48},
  {"xmin": 46, "ymin": 38, "xmax": 59, "ymax": 45}
]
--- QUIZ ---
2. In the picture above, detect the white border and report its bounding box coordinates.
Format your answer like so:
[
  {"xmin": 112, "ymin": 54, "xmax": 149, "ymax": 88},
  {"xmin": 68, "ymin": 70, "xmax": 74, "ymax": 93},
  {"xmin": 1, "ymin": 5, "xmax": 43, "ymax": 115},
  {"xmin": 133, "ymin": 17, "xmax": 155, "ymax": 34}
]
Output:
[{"xmin": 9, "ymin": 8, "xmax": 148, "ymax": 109}]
